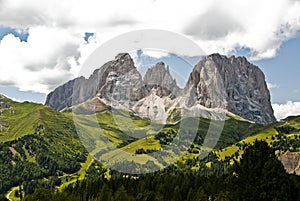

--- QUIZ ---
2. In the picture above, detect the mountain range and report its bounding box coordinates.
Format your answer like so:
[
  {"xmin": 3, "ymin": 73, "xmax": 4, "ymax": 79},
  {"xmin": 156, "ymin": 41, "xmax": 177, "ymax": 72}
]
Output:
[
  {"xmin": 1, "ymin": 53, "xmax": 300, "ymax": 200},
  {"xmin": 46, "ymin": 53, "xmax": 275, "ymax": 125}
]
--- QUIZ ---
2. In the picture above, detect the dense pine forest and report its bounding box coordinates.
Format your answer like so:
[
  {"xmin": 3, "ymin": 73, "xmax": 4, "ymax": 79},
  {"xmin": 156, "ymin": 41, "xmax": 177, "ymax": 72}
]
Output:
[{"xmin": 11, "ymin": 141, "xmax": 300, "ymax": 201}]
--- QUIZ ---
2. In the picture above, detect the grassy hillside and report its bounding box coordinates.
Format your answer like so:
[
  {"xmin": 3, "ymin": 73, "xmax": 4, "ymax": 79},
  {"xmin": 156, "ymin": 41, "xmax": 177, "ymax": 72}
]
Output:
[
  {"xmin": 0, "ymin": 95, "xmax": 44, "ymax": 142},
  {"xmin": 2, "ymin": 94, "xmax": 300, "ymax": 199},
  {"xmin": 0, "ymin": 96, "xmax": 87, "ymax": 194},
  {"xmin": 75, "ymin": 103, "xmax": 299, "ymax": 174},
  {"xmin": 216, "ymin": 116, "xmax": 300, "ymax": 161},
  {"xmin": 71, "ymin": 101, "xmax": 263, "ymax": 172}
]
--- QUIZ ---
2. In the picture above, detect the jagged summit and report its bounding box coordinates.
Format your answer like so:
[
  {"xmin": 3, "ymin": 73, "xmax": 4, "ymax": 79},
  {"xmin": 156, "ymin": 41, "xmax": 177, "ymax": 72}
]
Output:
[
  {"xmin": 185, "ymin": 53, "xmax": 276, "ymax": 124},
  {"xmin": 144, "ymin": 62, "xmax": 173, "ymax": 86},
  {"xmin": 46, "ymin": 53, "xmax": 276, "ymax": 124},
  {"xmin": 111, "ymin": 53, "xmax": 135, "ymax": 73},
  {"xmin": 46, "ymin": 53, "xmax": 143, "ymax": 110},
  {"xmin": 143, "ymin": 62, "xmax": 180, "ymax": 97}
]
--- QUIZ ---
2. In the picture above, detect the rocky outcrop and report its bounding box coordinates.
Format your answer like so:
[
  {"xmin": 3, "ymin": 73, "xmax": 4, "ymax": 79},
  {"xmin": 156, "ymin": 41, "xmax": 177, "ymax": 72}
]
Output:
[
  {"xmin": 99, "ymin": 67, "xmax": 147, "ymax": 108},
  {"xmin": 184, "ymin": 54, "xmax": 276, "ymax": 124},
  {"xmin": 0, "ymin": 99, "xmax": 10, "ymax": 108},
  {"xmin": 46, "ymin": 76, "xmax": 85, "ymax": 111},
  {"xmin": 46, "ymin": 53, "xmax": 147, "ymax": 110},
  {"xmin": 143, "ymin": 62, "xmax": 181, "ymax": 97},
  {"xmin": 279, "ymin": 151, "xmax": 300, "ymax": 175},
  {"xmin": 46, "ymin": 53, "xmax": 276, "ymax": 124}
]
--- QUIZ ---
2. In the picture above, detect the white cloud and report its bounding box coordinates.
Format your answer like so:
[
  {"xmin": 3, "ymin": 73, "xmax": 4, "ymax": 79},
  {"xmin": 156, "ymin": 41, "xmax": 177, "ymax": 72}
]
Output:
[
  {"xmin": 0, "ymin": 26, "xmax": 82, "ymax": 93},
  {"xmin": 267, "ymin": 82, "xmax": 279, "ymax": 89},
  {"xmin": 184, "ymin": 8, "xmax": 244, "ymax": 40},
  {"xmin": 141, "ymin": 49, "xmax": 170, "ymax": 59},
  {"xmin": 185, "ymin": 0, "xmax": 300, "ymax": 60},
  {"xmin": 0, "ymin": 0, "xmax": 300, "ymax": 93},
  {"xmin": 1, "ymin": 0, "xmax": 298, "ymax": 59},
  {"xmin": 272, "ymin": 101, "xmax": 300, "ymax": 120}
]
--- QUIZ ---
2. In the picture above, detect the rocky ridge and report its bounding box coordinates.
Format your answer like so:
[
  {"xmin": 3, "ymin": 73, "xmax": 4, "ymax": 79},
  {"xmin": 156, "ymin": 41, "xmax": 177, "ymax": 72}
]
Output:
[
  {"xmin": 46, "ymin": 53, "xmax": 276, "ymax": 124},
  {"xmin": 143, "ymin": 62, "xmax": 181, "ymax": 97},
  {"xmin": 184, "ymin": 54, "xmax": 275, "ymax": 124}
]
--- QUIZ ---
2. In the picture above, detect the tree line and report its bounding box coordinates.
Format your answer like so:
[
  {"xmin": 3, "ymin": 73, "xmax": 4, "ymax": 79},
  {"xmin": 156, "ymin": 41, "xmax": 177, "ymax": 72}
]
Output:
[{"xmin": 22, "ymin": 141, "xmax": 300, "ymax": 201}]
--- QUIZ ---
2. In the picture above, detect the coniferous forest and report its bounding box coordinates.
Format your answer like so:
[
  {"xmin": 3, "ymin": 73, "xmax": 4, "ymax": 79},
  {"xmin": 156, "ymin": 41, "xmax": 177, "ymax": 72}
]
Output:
[{"xmin": 19, "ymin": 141, "xmax": 300, "ymax": 201}]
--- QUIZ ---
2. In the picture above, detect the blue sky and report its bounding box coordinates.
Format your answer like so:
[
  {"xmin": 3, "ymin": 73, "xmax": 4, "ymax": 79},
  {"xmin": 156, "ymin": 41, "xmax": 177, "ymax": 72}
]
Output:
[
  {"xmin": 0, "ymin": 26, "xmax": 29, "ymax": 42},
  {"xmin": 255, "ymin": 36, "xmax": 300, "ymax": 104}
]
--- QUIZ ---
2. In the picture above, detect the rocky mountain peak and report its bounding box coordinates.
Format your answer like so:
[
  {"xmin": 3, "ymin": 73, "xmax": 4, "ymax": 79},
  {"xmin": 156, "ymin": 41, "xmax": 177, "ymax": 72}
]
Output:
[
  {"xmin": 185, "ymin": 53, "xmax": 276, "ymax": 124},
  {"xmin": 143, "ymin": 61, "xmax": 180, "ymax": 98},
  {"xmin": 111, "ymin": 53, "xmax": 135, "ymax": 74},
  {"xmin": 46, "ymin": 53, "xmax": 147, "ymax": 110},
  {"xmin": 46, "ymin": 53, "xmax": 276, "ymax": 125},
  {"xmin": 144, "ymin": 62, "xmax": 174, "ymax": 86}
]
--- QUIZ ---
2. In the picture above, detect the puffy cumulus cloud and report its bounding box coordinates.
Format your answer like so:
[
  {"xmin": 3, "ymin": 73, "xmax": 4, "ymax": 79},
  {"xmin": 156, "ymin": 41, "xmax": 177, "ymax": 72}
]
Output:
[
  {"xmin": 272, "ymin": 101, "xmax": 300, "ymax": 120},
  {"xmin": 71, "ymin": 0, "xmax": 300, "ymax": 61},
  {"xmin": 0, "ymin": 0, "xmax": 300, "ymax": 93},
  {"xmin": 0, "ymin": 0, "xmax": 147, "ymax": 29},
  {"xmin": 0, "ymin": 0, "xmax": 208, "ymax": 27},
  {"xmin": 0, "ymin": 0, "xmax": 298, "ymax": 60},
  {"xmin": 184, "ymin": 8, "xmax": 244, "ymax": 40},
  {"xmin": 0, "ymin": 26, "xmax": 83, "ymax": 93},
  {"xmin": 183, "ymin": 0, "xmax": 300, "ymax": 60}
]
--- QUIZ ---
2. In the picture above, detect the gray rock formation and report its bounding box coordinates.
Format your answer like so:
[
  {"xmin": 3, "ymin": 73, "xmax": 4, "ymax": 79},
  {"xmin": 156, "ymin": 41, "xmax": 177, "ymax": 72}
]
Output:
[
  {"xmin": 185, "ymin": 53, "xmax": 276, "ymax": 124},
  {"xmin": 99, "ymin": 67, "xmax": 147, "ymax": 107},
  {"xmin": 45, "ymin": 76, "xmax": 86, "ymax": 111},
  {"xmin": 46, "ymin": 53, "xmax": 147, "ymax": 110},
  {"xmin": 46, "ymin": 54, "xmax": 181, "ymax": 111},
  {"xmin": 143, "ymin": 62, "xmax": 181, "ymax": 97},
  {"xmin": 279, "ymin": 151, "xmax": 300, "ymax": 175},
  {"xmin": 46, "ymin": 53, "xmax": 276, "ymax": 124}
]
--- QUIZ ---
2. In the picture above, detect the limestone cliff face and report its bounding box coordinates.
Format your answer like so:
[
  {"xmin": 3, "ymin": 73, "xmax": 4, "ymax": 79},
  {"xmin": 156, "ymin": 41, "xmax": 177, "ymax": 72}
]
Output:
[
  {"xmin": 99, "ymin": 68, "xmax": 147, "ymax": 107},
  {"xmin": 46, "ymin": 53, "xmax": 147, "ymax": 110},
  {"xmin": 45, "ymin": 76, "xmax": 86, "ymax": 111},
  {"xmin": 143, "ymin": 62, "xmax": 180, "ymax": 97},
  {"xmin": 46, "ymin": 53, "xmax": 276, "ymax": 124},
  {"xmin": 185, "ymin": 54, "xmax": 276, "ymax": 124}
]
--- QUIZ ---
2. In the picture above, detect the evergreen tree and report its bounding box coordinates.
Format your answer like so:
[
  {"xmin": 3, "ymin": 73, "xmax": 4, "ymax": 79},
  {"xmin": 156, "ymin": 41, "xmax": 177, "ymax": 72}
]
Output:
[
  {"xmin": 114, "ymin": 186, "xmax": 130, "ymax": 201},
  {"xmin": 99, "ymin": 183, "xmax": 111, "ymax": 201},
  {"xmin": 231, "ymin": 140, "xmax": 298, "ymax": 201},
  {"xmin": 24, "ymin": 188, "xmax": 53, "ymax": 201}
]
